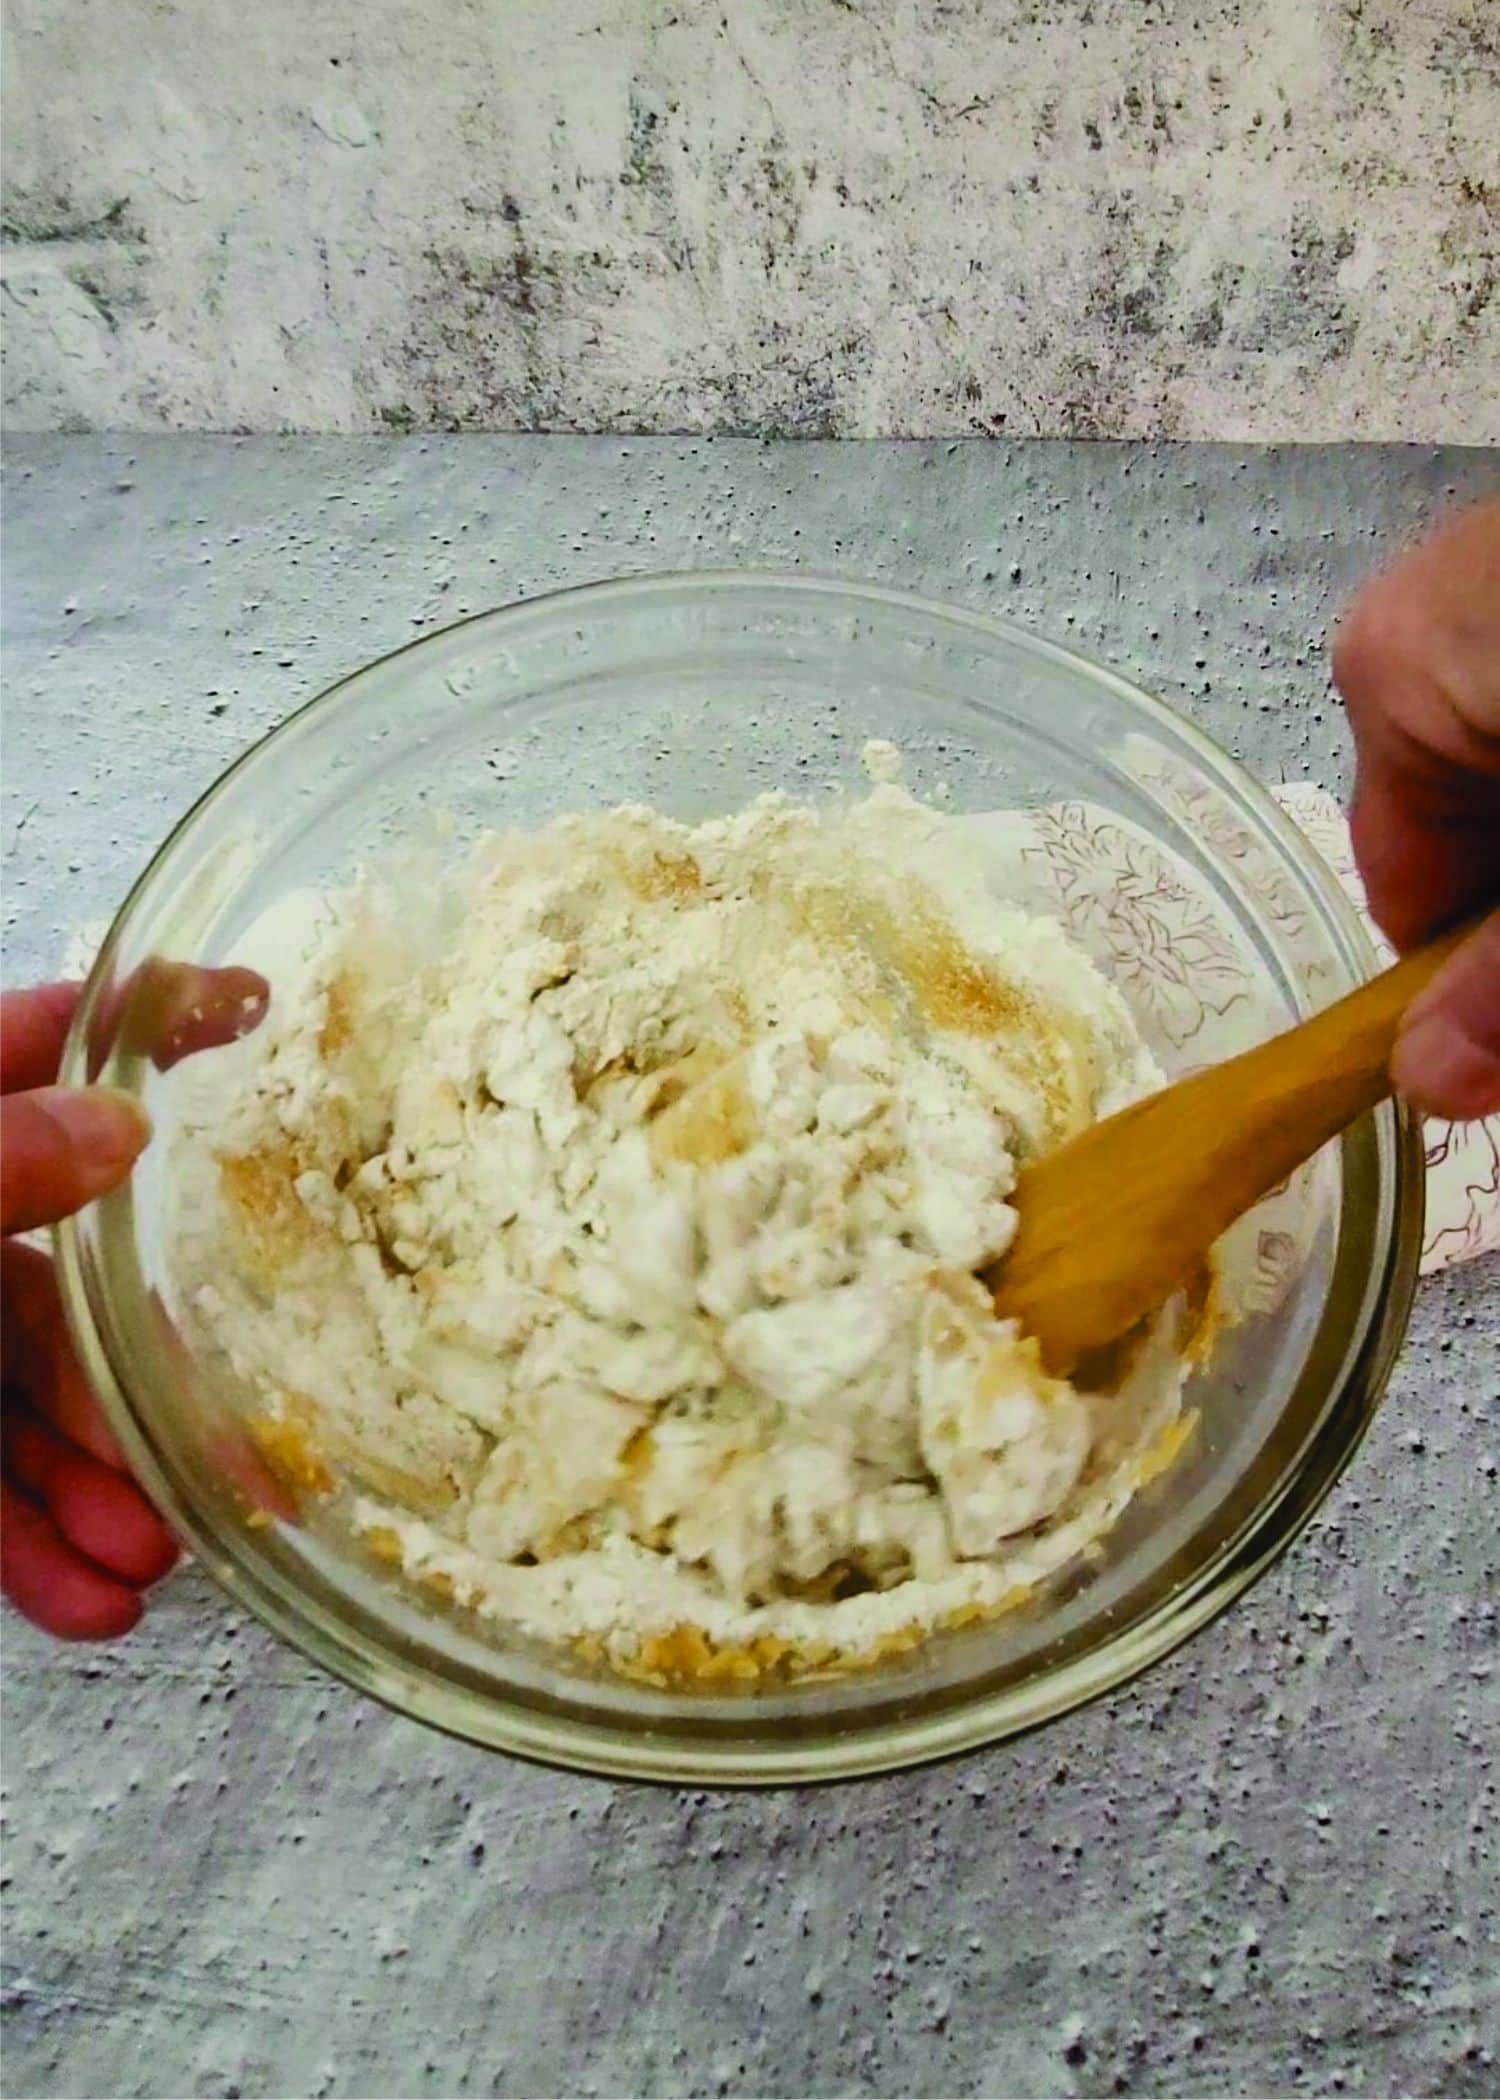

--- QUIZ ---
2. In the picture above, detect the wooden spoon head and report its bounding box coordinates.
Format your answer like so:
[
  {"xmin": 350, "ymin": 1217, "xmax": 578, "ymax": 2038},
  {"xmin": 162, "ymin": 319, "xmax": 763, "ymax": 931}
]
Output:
[
  {"xmin": 987, "ymin": 1050, "xmax": 1338, "ymax": 1375},
  {"xmin": 987, "ymin": 1089, "xmax": 1223, "ymax": 1375}
]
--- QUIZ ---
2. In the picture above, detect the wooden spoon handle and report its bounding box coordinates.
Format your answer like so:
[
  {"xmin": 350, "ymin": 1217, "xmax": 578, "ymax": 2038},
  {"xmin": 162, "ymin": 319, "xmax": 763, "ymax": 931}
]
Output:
[{"xmin": 1216, "ymin": 916, "xmax": 1471, "ymax": 1179}]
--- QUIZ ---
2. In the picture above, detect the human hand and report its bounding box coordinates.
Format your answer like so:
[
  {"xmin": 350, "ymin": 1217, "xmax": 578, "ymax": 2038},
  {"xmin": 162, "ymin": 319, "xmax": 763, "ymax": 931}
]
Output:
[
  {"xmin": 1334, "ymin": 500, "xmax": 1500, "ymax": 1120},
  {"xmin": 2, "ymin": 983, "xmax": 176, "ymax": 1636},
  {"xmin": 2, "ymin": 965, "xmax": 268, "ymax": 1638}
]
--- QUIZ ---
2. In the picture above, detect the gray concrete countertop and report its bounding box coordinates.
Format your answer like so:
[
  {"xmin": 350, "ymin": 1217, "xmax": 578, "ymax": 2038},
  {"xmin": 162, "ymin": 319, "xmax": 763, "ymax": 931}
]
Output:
[{"xmin": 2, "ymin": 437, "xmax": 1496, "ymax": 2100}]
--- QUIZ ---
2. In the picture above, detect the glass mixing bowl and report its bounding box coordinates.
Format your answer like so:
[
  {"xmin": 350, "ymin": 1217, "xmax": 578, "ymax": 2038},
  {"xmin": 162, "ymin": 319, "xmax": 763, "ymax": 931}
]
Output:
[{"xmin": 57, "ymin": 574, "xmax": 1421, "ymax": 1782}]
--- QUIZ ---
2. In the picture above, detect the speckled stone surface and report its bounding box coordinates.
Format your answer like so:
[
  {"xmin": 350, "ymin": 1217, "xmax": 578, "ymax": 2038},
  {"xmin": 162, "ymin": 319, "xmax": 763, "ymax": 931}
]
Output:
[
  {"xmin": 2, "ymin": 1, "xmax": 1497, "ymax": 441},
  {"xmin": 2, "ymin": 437, "xmax": 1497, "ymax": 2099}
]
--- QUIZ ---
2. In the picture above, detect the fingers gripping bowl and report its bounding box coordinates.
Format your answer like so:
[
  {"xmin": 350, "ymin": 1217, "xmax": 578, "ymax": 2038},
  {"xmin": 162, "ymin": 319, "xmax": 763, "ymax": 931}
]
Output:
[{"xmin": 58, "ymin": 576, "xmax": 1420, "ymax": 1782}]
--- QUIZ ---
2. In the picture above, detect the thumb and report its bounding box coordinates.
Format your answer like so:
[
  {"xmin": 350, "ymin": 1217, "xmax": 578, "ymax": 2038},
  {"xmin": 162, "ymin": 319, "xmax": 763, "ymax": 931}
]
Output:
[
  {"xmin": 1391, "ymin": 912, "xmax": 1500, "ymax": 1121},
  {"xmin": 0, "ymin": 1087, "xmax": 152, "ymax": 1234}
]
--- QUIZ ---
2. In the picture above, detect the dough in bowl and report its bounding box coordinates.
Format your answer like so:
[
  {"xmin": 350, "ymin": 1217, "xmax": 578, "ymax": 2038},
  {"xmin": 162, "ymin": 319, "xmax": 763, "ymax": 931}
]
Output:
[{"xmin": 169, "ymin": 752, "xmax": 1195, "ymax": 1685}]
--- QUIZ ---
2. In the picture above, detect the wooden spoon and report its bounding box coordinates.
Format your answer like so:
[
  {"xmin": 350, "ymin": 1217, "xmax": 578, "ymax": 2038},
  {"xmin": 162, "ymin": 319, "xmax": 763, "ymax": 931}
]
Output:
[{"xmin": 987, "ymin": 920, "xmax": 1474, "ymax": 1376}]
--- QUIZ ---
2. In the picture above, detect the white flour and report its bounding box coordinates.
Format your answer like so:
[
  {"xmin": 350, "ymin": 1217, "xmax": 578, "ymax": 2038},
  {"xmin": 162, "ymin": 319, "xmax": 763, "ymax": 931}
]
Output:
[{"xmin": 169, "ymin": 762, "xmax": 1190, "ymax": 1681}]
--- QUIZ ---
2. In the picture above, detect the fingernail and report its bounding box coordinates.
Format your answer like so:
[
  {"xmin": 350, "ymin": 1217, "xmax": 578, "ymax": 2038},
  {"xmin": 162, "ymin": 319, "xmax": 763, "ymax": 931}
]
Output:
[
  {"xmin": 39, "ymin": 1086, "xmax": 153, "ymax": 1167},
  {"xmin": 1392, "ymin": 1014, "xmax": 1500, "ymax": 1122}
]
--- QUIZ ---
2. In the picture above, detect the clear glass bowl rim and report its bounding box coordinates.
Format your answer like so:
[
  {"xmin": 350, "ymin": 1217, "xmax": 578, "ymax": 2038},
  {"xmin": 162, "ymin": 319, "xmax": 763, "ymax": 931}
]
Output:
[{"xmin": 55, "ymin": 569, "xmax": 1424, "ymax": 1784}]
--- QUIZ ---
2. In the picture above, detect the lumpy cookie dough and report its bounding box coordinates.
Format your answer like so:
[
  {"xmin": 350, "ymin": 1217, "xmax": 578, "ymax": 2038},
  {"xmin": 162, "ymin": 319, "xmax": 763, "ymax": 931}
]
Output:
[{"xmin": 170, "ymin": 755, "xmax": 1194, "ymax": 1684}]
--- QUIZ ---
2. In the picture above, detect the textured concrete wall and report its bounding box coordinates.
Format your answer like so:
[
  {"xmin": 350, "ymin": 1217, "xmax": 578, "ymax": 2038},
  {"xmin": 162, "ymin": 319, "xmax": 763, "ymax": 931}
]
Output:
[
  {"xmin": 2, "ymin": 437, "xmax": 1496, "ymax": 2098},
  {"xmin": 2, "ymin": 0, "xmax": 1497, "ymax": 439}
]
